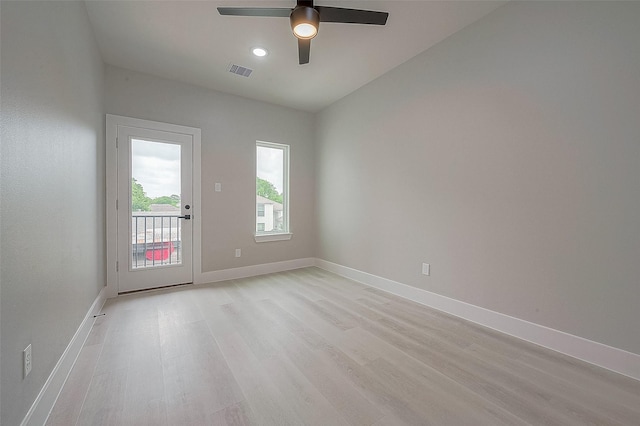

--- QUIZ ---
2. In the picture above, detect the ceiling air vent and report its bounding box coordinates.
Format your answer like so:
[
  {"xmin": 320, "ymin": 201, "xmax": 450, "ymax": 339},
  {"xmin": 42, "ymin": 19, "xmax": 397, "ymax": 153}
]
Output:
[{"xmin": 227, "ymin": 63, "xmax": 253, "ymax": 77}]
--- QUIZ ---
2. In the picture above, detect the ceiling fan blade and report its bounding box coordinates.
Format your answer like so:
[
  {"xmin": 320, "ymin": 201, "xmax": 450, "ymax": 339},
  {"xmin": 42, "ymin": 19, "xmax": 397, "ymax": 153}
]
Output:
[
  {"xmin": 298, "ymin": 39, "xmax": 310, "ymax": 65},
  {"xmin": 315, "ymin": 6, "xmax": 388, "ymax": 25},
  {"xmin": 217, "ymin": 7, "xmax": 292, "ymax": 18}
]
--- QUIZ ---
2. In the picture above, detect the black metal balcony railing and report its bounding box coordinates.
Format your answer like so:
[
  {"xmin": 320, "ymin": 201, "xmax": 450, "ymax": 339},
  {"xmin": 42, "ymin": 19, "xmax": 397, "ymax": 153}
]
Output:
[{"xmin": 131, "ymin": 215, "xmax": 182, "ymax": 269}]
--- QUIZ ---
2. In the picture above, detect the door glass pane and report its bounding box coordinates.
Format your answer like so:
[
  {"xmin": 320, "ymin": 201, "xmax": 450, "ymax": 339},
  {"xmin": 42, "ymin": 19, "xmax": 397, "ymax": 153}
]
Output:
[{"xmin": 131, "ymin": 139, "xmax": 182, "ymax": 269}]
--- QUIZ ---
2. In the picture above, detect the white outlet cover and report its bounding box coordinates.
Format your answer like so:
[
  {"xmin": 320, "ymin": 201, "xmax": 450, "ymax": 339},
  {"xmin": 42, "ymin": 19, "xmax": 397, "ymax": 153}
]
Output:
[
  {"xmin": 235, "ymin": 249, "xmax": 241, "ymax": 257},
  {"xmin": 24, "ymin": 344, "xmax": 32, "ymax": 378},
  {"xmin": 215, "ymin": 183, "xmax": 221, "ymax": 192}
]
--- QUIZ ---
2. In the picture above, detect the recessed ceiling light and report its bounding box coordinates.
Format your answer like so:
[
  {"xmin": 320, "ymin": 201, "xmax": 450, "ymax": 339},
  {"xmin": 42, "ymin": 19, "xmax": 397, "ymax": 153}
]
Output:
[{"xmin": 252, "ymin": 47, "xmax": 268, "ymax": 57}]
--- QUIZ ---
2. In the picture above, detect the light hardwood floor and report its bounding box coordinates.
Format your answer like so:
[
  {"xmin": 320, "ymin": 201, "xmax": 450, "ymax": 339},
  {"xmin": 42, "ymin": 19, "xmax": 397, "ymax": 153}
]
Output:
[{"xmin": 47, "ymin": 267, "xmax": 640, "ymax": 425}]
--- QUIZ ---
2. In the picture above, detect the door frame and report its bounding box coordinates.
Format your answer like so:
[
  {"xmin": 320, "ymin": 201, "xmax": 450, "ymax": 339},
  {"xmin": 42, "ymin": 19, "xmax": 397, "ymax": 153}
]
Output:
[{"xmin": 106, "ymin": 114, "xmax": 201, "ymax": 297}]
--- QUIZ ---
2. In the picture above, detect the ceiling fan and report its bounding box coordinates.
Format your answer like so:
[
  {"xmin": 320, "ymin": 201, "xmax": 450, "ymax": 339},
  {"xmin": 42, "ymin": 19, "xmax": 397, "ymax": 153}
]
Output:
[{"xmin": 218, "ymin": 1, "xmax": 389, "ymax": 65}]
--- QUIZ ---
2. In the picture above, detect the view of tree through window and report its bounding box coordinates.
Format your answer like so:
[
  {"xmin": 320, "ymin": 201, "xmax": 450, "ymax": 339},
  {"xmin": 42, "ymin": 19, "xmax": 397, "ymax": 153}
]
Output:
[
  {"xmin": 256, "ymin": 177, "xmax": 283, "ymax": 203},
  {"xmin": 131, "ymin": 178, "xmax": 180, "ymax": 211}
]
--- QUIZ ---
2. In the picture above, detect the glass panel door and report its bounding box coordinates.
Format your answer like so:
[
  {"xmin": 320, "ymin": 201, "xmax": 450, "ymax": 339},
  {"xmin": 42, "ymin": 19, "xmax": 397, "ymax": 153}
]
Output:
[{"xmin": 117, "ymin": 126, "xmax": 193, "ymax": 293}]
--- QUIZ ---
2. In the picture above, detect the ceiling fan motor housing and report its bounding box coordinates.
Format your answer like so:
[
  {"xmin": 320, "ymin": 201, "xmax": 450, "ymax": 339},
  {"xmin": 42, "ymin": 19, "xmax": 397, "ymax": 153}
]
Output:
[{"xmin": 290, "ymin": 6, "xmax": 320, "ymax": 39}]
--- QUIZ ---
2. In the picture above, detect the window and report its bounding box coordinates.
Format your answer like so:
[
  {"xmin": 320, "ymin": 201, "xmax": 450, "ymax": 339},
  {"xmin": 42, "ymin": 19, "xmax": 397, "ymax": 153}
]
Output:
[{"xmin": 256, "ymin": 141, "xmax": 290, "ymax": 241}]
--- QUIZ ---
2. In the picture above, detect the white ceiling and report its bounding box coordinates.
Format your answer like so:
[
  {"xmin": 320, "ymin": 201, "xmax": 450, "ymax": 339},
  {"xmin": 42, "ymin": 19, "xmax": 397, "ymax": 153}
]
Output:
[{"xmin": 85, "ymin": 0, "xmax": 505, "ymax": 112}]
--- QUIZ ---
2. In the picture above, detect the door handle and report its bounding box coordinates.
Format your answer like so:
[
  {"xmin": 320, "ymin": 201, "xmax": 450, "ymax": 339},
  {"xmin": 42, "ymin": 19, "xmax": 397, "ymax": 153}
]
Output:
[{"xmin": 178, "ymin": 214, "xmax": 191, "ymax": 220}]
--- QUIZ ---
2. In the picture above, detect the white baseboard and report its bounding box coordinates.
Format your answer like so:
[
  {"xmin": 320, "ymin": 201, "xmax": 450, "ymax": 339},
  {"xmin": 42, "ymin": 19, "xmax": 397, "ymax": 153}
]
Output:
[
  {"xmin": 21, "ymin": 286, "xmax": 108, "ymax": 426},
  {"xmin": 314, "ymin": 259, "xmax": 640, "ymax": 382},
  {"xmin": 196, "ymin": 257, "xmax": 315, "ymax": 285}
]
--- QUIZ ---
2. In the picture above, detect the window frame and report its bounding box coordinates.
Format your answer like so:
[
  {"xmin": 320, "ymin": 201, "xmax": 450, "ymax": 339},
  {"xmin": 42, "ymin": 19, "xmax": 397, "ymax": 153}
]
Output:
[{"xmin": 255, "ymin": 141, "xmax": 291, "ymax": 242}]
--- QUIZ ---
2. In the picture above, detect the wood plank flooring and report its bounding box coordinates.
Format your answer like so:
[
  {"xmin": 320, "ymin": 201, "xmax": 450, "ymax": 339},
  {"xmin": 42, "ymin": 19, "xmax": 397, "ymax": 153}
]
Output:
[{"xmin": 47, "ymin": 267, "xmax": 640, "ymax": 425}]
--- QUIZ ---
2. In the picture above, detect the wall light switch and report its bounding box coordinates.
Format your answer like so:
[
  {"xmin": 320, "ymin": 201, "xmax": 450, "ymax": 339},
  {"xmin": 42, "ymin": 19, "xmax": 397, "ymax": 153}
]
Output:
[
  {"xmin": 235, "ymin": 249, "xmax": 241, "ymax": 257},
  {"xmin": 422, "ymin": 263, "xmax": 430, "ymax": 276},
  {"xmin": 215, "ymin": 183, "xmax": 221, "ymax": 192}
]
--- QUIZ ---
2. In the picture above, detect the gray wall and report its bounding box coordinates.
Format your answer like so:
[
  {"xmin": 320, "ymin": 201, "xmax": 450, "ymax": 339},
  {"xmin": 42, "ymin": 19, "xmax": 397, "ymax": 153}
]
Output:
[
  {"xmin": 2, "ymin": 3, "xmax": 638, "ymax": 424},
  {"xmin": 105, "ymin": 65, "xmax": 316, "ymax": 273},
  {"xmin": 316, "ymin": 1, "xmax": 640, "ymax": 355},
  {"xmin": 0, "ymin": 1, "xmax": 106, "ymax": 425}
]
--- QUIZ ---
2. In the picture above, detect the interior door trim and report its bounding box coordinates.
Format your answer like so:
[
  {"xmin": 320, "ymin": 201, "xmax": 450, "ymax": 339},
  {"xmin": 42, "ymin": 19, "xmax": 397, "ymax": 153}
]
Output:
[{"xmin": 106, "ymin": 114, "xmax": 202, "ymax": 298}]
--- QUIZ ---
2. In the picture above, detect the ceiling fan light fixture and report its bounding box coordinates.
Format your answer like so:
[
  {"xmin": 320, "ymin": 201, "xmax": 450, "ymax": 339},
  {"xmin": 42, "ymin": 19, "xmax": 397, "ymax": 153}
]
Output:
[{"xmin": 290, "ymin": 6, "xmax": 319, "ymax": 39}]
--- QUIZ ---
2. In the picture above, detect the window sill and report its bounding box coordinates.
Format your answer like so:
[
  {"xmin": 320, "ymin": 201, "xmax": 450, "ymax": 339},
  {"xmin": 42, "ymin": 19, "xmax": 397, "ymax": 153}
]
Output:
[{"xmin": 254, "ymin": 233, "xmax": 292, "ymax": 243}]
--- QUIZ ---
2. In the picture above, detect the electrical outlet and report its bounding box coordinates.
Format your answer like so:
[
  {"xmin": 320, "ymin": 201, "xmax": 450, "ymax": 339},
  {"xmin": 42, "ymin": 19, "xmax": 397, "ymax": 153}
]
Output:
[
  {"xmin": 215, "ymin": 182, "xmax": 221, "ymax": 192},
  {"xmin": 235, "ymin": 248, "xmax": 241, "ymax": 257},
  {"xmin": 422, "ymin": 263, "xmax": 430, "ymax": 276},
  {"xmin": 24, "ymin": 344, "xmax": 32, "ymax": 378}
]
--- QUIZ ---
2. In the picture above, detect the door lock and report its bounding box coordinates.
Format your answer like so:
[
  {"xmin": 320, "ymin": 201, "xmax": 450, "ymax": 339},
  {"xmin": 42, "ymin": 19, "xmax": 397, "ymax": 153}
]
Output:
[{"xmin": 178, "ymin": 214, "xmax": 191, "ymax": 220}]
